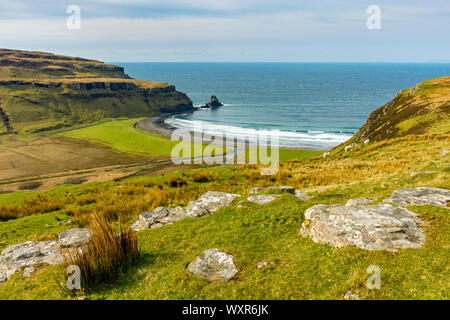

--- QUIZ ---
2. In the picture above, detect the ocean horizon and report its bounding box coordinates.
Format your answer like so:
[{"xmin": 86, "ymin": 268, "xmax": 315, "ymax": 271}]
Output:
[{"xmin": 120, "ymin": 62, "xmax": 450, "ymax": 150}]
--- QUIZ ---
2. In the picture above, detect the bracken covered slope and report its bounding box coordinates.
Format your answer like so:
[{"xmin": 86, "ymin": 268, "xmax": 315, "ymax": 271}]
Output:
[
  {"xmin": 342, "ymin": 76, "xmax": 450, "ymax": 147},
  {"xmin": 0, "ymin": 49, "xmax": 193, "ymax": 134}
]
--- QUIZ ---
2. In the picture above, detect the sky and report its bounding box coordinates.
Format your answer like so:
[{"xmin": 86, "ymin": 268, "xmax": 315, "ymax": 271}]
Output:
[{"xmin": 0, "ymin": 0, "xmax": 449, "ymax": 62}]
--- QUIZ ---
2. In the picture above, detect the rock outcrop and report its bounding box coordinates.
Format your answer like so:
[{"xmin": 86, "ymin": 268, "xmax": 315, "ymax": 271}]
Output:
[
  {"xmin": 186, "ymin": 249, "xmax": 238, "ymax": 282},
  {"xmin": 299, "ymin": 204, "xmax": 425, "ymax": 251},
  {"xmin": 0, "ymin": 228, "xmax": 92, "ymax": 282},
  {"xmin": 345, "ymin": 197, "xmax": 377, "ymax": 206},
  {"xmin": 0, "ymin": 241, "xmax": 62, "ymax": 282},
  {"xmin": 58, "ymin": 228, "xmax": 93, "ymax": 248},
  {"xmin": 383, "ymin": 187, "xmax": 450, "ymax": 208},
  {"xmin": 131, "ymin": 191, "xmax": 240, "ymax": 231},
  {"xmin": 247, "ymin": 194, "xmax": 281, "ymax": 205},
  {"xmin": 200, "ymin": 95, "xmax": 224, "ymax": 109}
]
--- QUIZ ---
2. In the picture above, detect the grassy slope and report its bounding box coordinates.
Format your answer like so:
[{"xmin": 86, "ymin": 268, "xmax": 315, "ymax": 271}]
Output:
[
  {"xmin": 341, "ymin": 76, "xmax": 450, "ymax": 148},
  {"xmin": 0, "ymin": 134, "xmax": 448, "ymax": 300}
]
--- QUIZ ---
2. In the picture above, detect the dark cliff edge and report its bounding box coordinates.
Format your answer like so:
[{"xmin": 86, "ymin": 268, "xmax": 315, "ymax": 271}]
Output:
[{"xmin": 0, "ymin": 48, "xmax": 193, "ymax": 134}]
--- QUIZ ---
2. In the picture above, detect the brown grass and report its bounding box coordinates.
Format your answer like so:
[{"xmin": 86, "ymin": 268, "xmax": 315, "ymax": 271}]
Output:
[
  {"xmin": 62, "ymin": 214, "xmax": 139, "ymax": 292},
  {"xmin": 187, "ymin": 170, "xmax": 211, "ymax": 182}
]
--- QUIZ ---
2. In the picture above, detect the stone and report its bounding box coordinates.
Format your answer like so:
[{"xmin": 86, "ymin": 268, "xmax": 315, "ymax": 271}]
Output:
[
  {"xmin": 295, "ymin": 190, "xmax": 312, "ymax": 201},
  {"xmin": 184, "ymin": 191, "xmax": 240, "ymax": 217},
  {"xmin": 344, "ymin": 145, "xmax": 352, "ymax": 152},
  {"xmin": 131, "ymin": 191, "xmax": 239, "ymax": 231},
  {"xmin": 323, "ymin": 152, "xmax": 330, "ymax": 158},
  {"xmin": 410, "ymin": 171, "xmax": 436, "ymax": 177},
  {"xmin": 383, "ymin": 187, "xmax": 450, "ymax": 208},
  {"xmin": 257, "ymin": 261, "xmax": 271, "ymax": 269},
  {"xmin": 344, "ymin": 291, "xmax": 361, "ymax": 300},
  {"xmin": 249, "ymin": 186, "xmax": 295, "ymax": 195},
  {"xmin": 58, "ymin": 228, "xmax": 92, "ymax": 248},
  {"xmin": 345, "ymin": 197, "xmax": 377, "ymax": 206},
  {"xmin": 0, "ymin": 241, "xmax": 63, "ymax": 282},
  {"xmin": 363, "ymin": 139, "xmax": 370, "ymax": 145},
  {"xmin": 22, "ymin": 266, "xmax": 35, "ymax": 278},
  {"xmin": 186, "ymin": 249, "xmax": 238, "ymax": 282},
  {"xmin": 299, "ymin": 204, "xmax": 425, "ymax": 251},
  {"xmin": 132, "ymin": 207, "xmax": 171, "ymax": 231},
  {"xmin": 247, "ymin": 194, "xmax": 280, "ymax": 205}
]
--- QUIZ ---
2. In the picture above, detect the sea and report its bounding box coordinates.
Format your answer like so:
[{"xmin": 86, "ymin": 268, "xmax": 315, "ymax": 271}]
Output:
[{"xmin": 120, "ymin": 62, "xmax": 450, "ymax": 150}]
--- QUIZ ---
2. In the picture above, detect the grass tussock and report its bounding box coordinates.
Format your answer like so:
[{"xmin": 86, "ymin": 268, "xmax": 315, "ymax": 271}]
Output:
[
  {"xmin": 62, "ymin": 214, "xmax": 139, "ymax": 292},
  {"xmin": 187, "ymin": 170, "xmax": 211, "ymax": 182}
]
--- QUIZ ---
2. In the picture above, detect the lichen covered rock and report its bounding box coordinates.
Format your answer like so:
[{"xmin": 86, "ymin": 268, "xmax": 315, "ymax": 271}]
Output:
[
  {"xmin": 299, "ymin": 204, "xmax": 425, "ymax": 251},
  {"xmin": 186, "ymin": 249, "xmax": 238, "ymax": 282},
  {"xmin": 383, "ymin": 187, "xmax": 450, "ymax": 208}
]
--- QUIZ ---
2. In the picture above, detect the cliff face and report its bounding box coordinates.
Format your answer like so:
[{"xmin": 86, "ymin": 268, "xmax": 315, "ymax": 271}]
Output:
[
  {"xmin": 341, "ymin": 76, "xmax": 450, "ymax": 147},
  {"xmin": 0, "ymin": 49, "xmax": 193, "ymax": 134}
]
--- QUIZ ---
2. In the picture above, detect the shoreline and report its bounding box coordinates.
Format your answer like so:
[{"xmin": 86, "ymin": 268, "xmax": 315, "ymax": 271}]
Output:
[
  {"xmin": 137, "ymin": 113, "xmax": 182, "ymax": 139},
  {"xmin": 137, "ymin": 113, "xmax": 330, "ymax": 151}
]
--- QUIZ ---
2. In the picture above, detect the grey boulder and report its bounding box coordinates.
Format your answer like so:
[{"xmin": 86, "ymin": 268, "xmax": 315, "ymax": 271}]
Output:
[
  {"xmin": 247, "ymin": 194, "xmax": 281, "ymax": 205},
  {"xmin": 132, "ymin": 191, "xmax": 240, "ymax": 231},
  {"xmin": 58, "ymin": 228, "xmax": 92, "ymax": 248},
  {"xmin": 299, "ymin": 203, "xmax": 425, "ymax": 251},
  {"xmin": 345, "ymin": 197, "xmax": 377, "ymax": 206},
  {"xmin": 186, "ymin": 248, "xmax": 239, "ymax": 282},
  {"xmin": 383, "ymin": 187, "xmax": 450, "ymax": 208}
]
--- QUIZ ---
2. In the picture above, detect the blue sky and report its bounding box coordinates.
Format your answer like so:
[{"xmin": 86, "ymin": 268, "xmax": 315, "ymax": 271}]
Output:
[{"xmin": 0, "ymin": 0, "xmax": 449, "ymax": 62}]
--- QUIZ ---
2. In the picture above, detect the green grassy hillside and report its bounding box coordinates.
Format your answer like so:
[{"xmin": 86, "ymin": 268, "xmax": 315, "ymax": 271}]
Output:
[
  {"xmin": 341, "ymin": 76, "xmax": 450, "ymax": 148},
  {"xmin": 0, "ymin": 133, "xmax": 448, "ymax": 299},
  {"xmin": 0, "ymin": 49, "xmax": 193, "ymax": 134}
]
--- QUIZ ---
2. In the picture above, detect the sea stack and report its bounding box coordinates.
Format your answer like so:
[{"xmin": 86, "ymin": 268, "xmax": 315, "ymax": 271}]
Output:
[{"xmin": 200, "ymin": 95, "xmax": 224, "ymax": 109}]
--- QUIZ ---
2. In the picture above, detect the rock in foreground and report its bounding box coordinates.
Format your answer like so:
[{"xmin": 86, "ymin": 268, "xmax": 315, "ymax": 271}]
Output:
[
  {"xmin": 0, "ymin": 228, "xmax": 93, "ymax": 282},
  {"xmin": 247, "ymin": 194, "xmax": 281, "ymax": 205},
  {"xmin": 299, "ymin": 204, "xmax": 425, "ymax": 251},
  {"xmin": 249, "ymin": 186, "xmax": 296, "ymax": 195},
  {"xmin": 0, "ymin": 241, "xmax": 63, "ymax": 282},
  {"xmin": 58, "ymin": 228, "xmax": 92, "ymax": 248},
  {"xmin": 345, "ymin": 197, "xmax": 377, "ymax": 206},
  {"xmin": 132, "ymin": 191, "xmax": 239, "ymax": 231},
  {"xmin": 383, "ymin": 187, "xmax": 450, "ymax": 208},
  {"xmin": 186, "ymin": 249, "xmax": 239, "ymax": 282}
]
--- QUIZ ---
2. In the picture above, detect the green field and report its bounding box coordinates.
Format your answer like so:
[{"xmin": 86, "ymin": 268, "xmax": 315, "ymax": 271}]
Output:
[
  {"xmin": 64, "ymin": 119, "xmax": 177, "ymax": 156},
  {"xmin": 64, "ymin": 119, "xmax": 230, "ymax": 158},
  {"xmin": 63, "ymin": 119, "xmax": 323, "ymax": 161}
]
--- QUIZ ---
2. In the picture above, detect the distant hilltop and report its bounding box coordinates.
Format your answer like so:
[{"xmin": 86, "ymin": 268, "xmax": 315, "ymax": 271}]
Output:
[
  {"xmin": 340, "ymin": 76, "xmax": 450, "ymax": 148},
  {"xmin": 0, "ymin": 49, "xmax": 193, "ymax": 134}
]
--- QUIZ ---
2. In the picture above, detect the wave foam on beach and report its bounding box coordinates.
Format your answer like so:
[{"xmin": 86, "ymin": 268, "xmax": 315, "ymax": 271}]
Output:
[{"xmin": 165, "ymin": 117, "xmax": 351, "ymax": 150}]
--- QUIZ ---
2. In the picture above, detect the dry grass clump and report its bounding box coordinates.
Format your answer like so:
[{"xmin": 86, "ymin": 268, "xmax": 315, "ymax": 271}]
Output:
[
  {"xmin": 165, "ymin": 176, "xmax": 187, "ymax": 187},
  {"xmin": 62, "ymin": 215, "xmax": 139, "ymax": 292},
  {"xmin": 0, "ymin": 195, "xmax": 64, "ymax": 221},
  {"xmin": 188, "ymin": 170, "xmax": 211, "ymax": 182}
]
